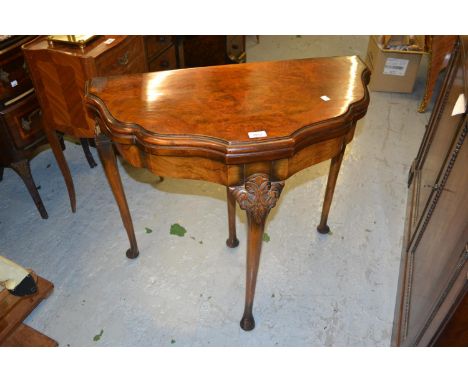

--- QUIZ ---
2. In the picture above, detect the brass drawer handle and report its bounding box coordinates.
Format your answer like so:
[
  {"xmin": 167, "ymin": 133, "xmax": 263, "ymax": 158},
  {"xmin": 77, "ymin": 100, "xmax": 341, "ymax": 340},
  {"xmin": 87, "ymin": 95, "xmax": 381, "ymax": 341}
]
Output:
[
  {"xmin": 228, "ymin": 51, "xmax": 246, "ymax": 64},
  {"xmin": 117, "ymin": 51, "xmax": 129, "ymax": 66}
]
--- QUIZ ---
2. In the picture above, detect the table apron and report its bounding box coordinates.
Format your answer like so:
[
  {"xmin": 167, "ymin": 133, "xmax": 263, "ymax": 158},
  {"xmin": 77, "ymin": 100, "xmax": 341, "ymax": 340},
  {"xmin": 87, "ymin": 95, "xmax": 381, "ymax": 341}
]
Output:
[{"xmin": 114, "ymin": 128, "xmax": 353, "ymax": 187}]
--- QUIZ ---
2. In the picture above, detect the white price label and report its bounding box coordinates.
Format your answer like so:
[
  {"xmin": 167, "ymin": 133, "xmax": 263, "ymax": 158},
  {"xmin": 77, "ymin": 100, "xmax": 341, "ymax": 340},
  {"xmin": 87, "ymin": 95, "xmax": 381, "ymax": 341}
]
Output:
[
  {"xmin": 104, "ymin": 38, "xmax": 115, "ymax": 45},
  {"xmin": 383, "ymin": 58, "xmax": 409, "ymax": 76},
  {"xmin": 10, "ymin": 80, "xmax": 18, "ymax": 87},
  {"xmin": 451, "ymin": 93, "xmax": 466, "ymax": 116},
  {"xmin": 320, "ymin": 95, "xmax": 331, "ymax": 101},
  {"xmin": 248, "ymin": 130, "xmax": 267, "ymax": 138}
]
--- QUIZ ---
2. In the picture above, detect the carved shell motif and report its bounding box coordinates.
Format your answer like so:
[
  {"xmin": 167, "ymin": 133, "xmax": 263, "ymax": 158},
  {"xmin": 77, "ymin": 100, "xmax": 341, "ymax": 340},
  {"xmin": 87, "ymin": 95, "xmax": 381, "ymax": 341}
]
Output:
[{"xmin": 230, "ymin": 173, "xmax": 285, "ymax": 224}]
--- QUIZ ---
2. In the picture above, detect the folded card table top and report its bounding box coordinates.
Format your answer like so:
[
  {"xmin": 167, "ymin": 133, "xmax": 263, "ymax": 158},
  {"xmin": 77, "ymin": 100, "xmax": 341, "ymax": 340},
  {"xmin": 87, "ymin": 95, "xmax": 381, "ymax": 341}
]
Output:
[
  {"xmin": 85, "ymin": 56, "xmax": 370, "ymax": 331},
  {"xmin": 86, "ymin": 56, "xmax": 369, "ymax": 164}
]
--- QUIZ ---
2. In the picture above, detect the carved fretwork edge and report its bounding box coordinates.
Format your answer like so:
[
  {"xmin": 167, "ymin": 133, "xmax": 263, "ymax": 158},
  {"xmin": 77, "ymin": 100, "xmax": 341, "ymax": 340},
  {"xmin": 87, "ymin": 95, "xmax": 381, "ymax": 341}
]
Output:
[{"xmin": 229, "ymin": 173, "xmax": 284, "ymax": 224}]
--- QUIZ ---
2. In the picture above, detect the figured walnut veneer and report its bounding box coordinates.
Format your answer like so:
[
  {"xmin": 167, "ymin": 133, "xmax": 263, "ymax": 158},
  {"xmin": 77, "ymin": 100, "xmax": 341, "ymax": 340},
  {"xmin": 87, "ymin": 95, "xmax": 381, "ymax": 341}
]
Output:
[{"xmin": 86, "ymin": 56, "xmax": 370, "ymax": 330}]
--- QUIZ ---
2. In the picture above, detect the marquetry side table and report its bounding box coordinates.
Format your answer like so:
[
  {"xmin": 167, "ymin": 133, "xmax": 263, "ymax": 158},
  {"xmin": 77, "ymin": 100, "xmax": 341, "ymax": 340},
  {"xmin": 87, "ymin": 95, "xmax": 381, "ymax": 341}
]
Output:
[
  {"xmin": 22, "ymin": 36, "xmax": 147, "ymax": 213},
  {"xmin": 85, "ymin": 56, "xmax": 370, "ymax": 330}
]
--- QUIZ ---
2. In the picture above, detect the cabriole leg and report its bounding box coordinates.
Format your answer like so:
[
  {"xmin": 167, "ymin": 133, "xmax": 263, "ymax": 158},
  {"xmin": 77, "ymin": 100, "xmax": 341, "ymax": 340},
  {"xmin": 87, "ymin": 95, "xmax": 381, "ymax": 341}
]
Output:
[
  {"xmin": 317, "ymin": 145, "xmax": 346, "ymax": 234},
  {"xmin": 10, "ymin": 159, "xmax": 48, "ymax": 219},
  {"xmin": 45, "ymin": 129, "xmax": 76, "ymax": 213},
  {"xmin": 95, "ymin": 133, "xmax": 139, "ymax": 259},
  {"xmin": 230, "ymin": 173, "xmax": 284, "ymax": 331},
  {"xmin": 226, "ymin": 186, "xmax": 239, "ymax": 248}
]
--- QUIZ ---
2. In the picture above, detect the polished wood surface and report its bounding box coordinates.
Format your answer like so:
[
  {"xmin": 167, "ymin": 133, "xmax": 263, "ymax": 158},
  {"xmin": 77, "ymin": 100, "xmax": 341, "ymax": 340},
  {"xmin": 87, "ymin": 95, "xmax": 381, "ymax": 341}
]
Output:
[
  {"xmin": 0, "ymin": 36, "xmax": 48, "ymax": 219},
  {"xmin": 22, "ymin": 36, "xmax": 147, "ymax": 212},
  {"xmin": 145, "ymin": 36, "xmax": 179, "ymax": 72},
  {"xmin": 95, "ymin": 133, "xmax": 139, "ymax": 259},
  {"xmin": 392, "ymin": 36, "xmax": 468, "ymax": 346},
  {"xmin": 1, "ymin": 323, "xmax": 58, "ymax": 347},
  {"xmin": 87, "ymin": 56, "xmax": 369, "ymax": 164},
  {"xmin": 148, "ymin": 45, "xmax": 177, "ymax": 72},
  {"xmin": 0, "ymin": 274, "xmax": 55, "ymax": 346},
  {"xmin": 86, "ymin": 56, "xmax": 370, "ymax": 330},
  {"xmin": 23, "ymin": 35, "xmax": 147, "ymax": 139},
  {"xmin": 226, "ymin": 187, "xmax": 239, "ymax": 248},
  {"xmin": 434, "ymin": 292, "xmax": 468, "ymax": 346},
  {"xmin": 0, "ymin": 36, "xmax": 34, "ymax": 106},
  {"xmin": 230, "ymin": 174, "xmax": 284, "ymax": 330},
  {"xmin": 418, "ymin": 36, "xmax": 457, "ymax": 113}
]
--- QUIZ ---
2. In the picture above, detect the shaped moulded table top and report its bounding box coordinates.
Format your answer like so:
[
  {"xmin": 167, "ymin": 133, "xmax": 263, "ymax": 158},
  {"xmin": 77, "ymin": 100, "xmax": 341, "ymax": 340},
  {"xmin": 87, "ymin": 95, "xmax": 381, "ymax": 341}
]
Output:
[
  {"xmin": 86, "ymin": 56, "xmax": 370, "ymax": 164},
  {"xmin": 84, "ymin": 55, "xmax": 371, "ymax": 331}
]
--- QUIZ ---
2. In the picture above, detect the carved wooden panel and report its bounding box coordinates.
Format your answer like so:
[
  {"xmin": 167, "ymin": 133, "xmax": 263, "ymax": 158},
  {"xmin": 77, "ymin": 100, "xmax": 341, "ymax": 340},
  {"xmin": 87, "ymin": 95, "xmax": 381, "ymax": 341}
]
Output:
[
  {"xmin": 392, "ymin": 37, "xmax": 468, "ymax": 347},
  {"xmin": 402, "ymin": 121, "xmax": 467, "ymax": 345}
]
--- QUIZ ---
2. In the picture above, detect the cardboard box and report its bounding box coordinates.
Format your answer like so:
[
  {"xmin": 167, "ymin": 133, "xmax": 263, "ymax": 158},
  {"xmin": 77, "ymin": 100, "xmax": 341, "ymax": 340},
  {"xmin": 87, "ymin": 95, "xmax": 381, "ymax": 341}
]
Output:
[
  {"xmin": 380, "ymin": 35, "xmax": 426, "ymax": 52},
  {"xmin": 365, "ymin": 36, "xmax": 424, "ymax": 93}
]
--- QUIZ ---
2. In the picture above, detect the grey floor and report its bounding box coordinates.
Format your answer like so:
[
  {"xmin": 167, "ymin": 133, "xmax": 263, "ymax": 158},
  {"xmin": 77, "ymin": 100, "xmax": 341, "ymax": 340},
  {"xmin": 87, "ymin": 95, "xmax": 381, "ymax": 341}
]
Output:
[{"xmin": 0, "ymin": 36, "xmax": 430, "ymax": 346}]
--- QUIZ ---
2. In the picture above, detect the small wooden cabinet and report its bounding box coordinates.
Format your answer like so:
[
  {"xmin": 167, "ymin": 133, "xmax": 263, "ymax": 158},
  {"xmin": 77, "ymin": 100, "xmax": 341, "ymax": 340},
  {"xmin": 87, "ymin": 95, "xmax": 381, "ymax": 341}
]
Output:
[
  {"xmin": 392, "ymin": 37, "xmax": 467, "ymax": 346},
  {"xmin": 23, "ymin": 36, "xmax": 147, "ymax": 139},
  {"xmin": 179, "ymin": 36, "xmax": 246, "ymax": 68},
  {"xmin": 144, "ymin": 36, "xmax": 246, "ymax": 72},
  {"xmin": 145, "ymin": 36, "xmax": 179, "ymax": 72},
  {"xmin": 22, "ymin": 36, "xmax": 148, "ymax": 212},
  {"xmin": 0, "ymin": 36, "xmax": 48, "ymax": 219}
]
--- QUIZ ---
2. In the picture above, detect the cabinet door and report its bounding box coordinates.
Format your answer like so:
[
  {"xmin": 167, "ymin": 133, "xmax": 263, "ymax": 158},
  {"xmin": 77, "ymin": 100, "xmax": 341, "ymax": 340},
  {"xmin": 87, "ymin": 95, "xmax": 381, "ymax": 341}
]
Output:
[
  {"xmin": 412, "ymin": 48, "xmax": 465, "ymax": 236},
  {"xmin": 397, "ymin": 120, "xmax": 468, "ymax": 346},
  {"xmin": 148, "ymin": 45, "xmax": 177, "ymax": 72},
  {"xmin": 95, "ymin": 36, "xmax": 147, "ymax": 77},
  {"xmin": 0, "ymin": 36, "xmax": 35, "ymax": 106},
  {"xmin": 145, "ymin": 36, "xmax": 173, "ymax": 61},
  {"xmin": 1, "ymin": 92, "xmax": 45, "ymax": 150}
]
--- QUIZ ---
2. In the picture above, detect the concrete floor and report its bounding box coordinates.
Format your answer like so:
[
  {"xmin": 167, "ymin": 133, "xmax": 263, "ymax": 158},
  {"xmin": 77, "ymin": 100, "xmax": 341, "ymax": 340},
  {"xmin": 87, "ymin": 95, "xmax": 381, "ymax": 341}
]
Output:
[{"xmin": 0, "ymin": 36, "xmax": 430, "ymax": 346}]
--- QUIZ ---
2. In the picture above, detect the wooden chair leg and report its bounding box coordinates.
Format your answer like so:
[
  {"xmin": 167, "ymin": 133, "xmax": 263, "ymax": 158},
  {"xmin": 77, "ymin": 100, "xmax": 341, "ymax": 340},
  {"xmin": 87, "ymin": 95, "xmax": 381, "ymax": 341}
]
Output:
[
  {"xmin": 317, "ymin": 145, "xmax": 346, "ymax": 234},
  {"xmin": 0, "ymin": 166, "xmax": 4, "ymax": 181},
  {"xmin": 9, "ymin": 159, "xmax": 48, "ymax": 219},
  {"xmin": 95, "ymin": 133, "xmax": 139, "ymax": 259},
  {"xmin": 230, "ymin": 173, "xmax": 284, "ymax": 331},
  {"xmin": 44, "ymin": 129, "xmax": 76, "ymax": 213},
  {"xmin": 80, "ymin": 138, "xmax": 97, "ymax": 168},
  {"xmin": 226, "ymin": 186, "xmax": 239, "ymax": 248}
]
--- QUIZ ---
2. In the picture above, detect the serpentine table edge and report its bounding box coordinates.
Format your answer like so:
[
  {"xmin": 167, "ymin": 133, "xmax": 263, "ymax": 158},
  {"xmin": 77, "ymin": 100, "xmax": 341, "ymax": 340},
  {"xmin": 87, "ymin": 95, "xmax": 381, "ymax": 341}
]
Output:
[{"xmin": 84, "ymin": 56, "xmax": 371, "ymax": 331}]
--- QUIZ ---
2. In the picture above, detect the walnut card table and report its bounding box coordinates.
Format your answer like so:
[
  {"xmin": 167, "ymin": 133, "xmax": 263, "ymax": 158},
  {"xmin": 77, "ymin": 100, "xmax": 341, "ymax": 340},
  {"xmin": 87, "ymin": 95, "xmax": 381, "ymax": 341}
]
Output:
[{"xmin": 85, "ymin": 56, "xmax": 370, "ymax": 330}]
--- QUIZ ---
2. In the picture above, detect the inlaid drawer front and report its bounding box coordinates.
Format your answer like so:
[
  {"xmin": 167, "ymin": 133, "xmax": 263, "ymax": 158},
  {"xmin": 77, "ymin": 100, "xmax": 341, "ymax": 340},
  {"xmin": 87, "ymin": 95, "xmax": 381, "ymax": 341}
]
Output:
[
  {"xmin": 95, "ymin": 36, "xmax": 147, "ymax": 77},
  {"xmin": 1, "ymin": 92, "xmax": 45, "ymax": 150},
  {"xmin": 145, "ymin": 36, "xmax": 173, "ymax": 59},
  {"xmin": 0, "ymin": 47, "xmax": 33, "ymax": 106},
  {"xmin": 148, "ymin": 45, "xmax": 177, "ymax": 72}
]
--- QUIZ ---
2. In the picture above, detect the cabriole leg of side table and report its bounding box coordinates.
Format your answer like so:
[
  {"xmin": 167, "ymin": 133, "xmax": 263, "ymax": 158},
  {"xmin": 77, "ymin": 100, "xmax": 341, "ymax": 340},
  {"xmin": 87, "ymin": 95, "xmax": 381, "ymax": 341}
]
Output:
[
  {"xmin": 45, "ymin": 129, "xmax": 76, "ymax": 213},
  {"xmin": 95, "ymin": 134, "xmax": 139, "ymax": 259},
  {"xmin": 10, "ymin": 159, "xmax": 48, "ymax": 219},
  {"xmin": 230, "ymin": 173, "xmax": 284, "ymax": 331},
  {"xmin": 225, "ymin": 187, "xmax": 239, "ymax": 248},
  {"xmin": 0, "ymin": 167, "xmax": 3, "ymax": 181},
  {"xmin": 317, "ymin": 145, "xmax": 346, "ymax": 234}
]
